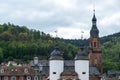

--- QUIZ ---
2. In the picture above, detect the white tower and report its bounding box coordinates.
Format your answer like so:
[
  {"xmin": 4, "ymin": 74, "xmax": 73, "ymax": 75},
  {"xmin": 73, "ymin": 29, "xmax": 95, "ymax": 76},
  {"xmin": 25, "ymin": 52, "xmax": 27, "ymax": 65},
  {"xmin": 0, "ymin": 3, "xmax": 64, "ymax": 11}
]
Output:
[
  {"xmin": 75, "ymin": 45, "xmax": 89, "ymax": 80},
  {"xmin": 49, "ymin": 46, "xmax": 64, "ymax": 80}
]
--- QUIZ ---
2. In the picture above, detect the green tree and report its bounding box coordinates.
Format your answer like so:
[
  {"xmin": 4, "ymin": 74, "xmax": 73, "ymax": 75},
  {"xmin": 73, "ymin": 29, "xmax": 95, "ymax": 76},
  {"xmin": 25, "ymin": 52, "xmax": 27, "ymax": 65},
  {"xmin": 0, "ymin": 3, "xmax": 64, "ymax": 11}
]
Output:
[{"xmin": 0, "ymin": 48, "xmax": 3, "ymax": 62}]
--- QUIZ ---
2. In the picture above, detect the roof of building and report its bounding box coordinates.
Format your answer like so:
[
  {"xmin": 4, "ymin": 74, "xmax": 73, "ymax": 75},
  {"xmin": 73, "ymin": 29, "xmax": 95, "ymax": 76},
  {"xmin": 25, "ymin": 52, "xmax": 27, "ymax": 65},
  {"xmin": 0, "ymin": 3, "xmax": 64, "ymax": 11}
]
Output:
[
  {"xmin": 64, "ymin": 60, "xmax": 74, "ymax": 66},
  {"xmin": 0, "ymin": 66, "xmax": 39, "ymax": 76},
  {"xmin": 30, "ymin": 60, "xmax": 48, "ymax": 67},
  {"xmin": 49, "ymin": 46, "xmax": 63, "ymax": 60},
  {"xmin": 89, "ymin": 66, "xmax": 100, "ymax": 75},
  {"xmin": 74, "ymin": 46, "xmax": 88, "ymax": 60},
  {"xmin": 60, "ymin": 68, "xmax": 78, "ymax": 76},
  {"xmin": 90, "ymin": 10, "xmax": 99, "ymax": 38},
  {"xmin": 92, "ymin": 13, "xmax": 97, "ymax": 21},
  {"xmin": 30, "ymin": 60, "xmax": 100, "ymax": 76}
]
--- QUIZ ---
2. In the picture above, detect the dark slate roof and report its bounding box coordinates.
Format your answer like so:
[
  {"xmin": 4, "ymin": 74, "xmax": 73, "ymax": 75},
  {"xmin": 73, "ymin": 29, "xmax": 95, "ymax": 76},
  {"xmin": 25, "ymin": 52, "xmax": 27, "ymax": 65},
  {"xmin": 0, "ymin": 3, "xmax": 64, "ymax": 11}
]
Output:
[
  {"xmin": 89, "ymin": 66, "xmax": 100, "ymax": 75},
  {"xmin": 49, "ymin": 46, "xmax": 63, "ymax": 60},
  {"xmin": 30, "ymin": 60, "xmax": 75, "ymax": 67},
  {"xmin": 74, "ymin": 47, "xmax": 88, "ymax": 60},
  {"xmin": 90, "ymin": 12, "xmax": 99, "ymax": 38},
  {"xmin": 64, "ymin": 60, "xmax": 74, "ymax": 66},
  {"xmin": 30, "ymin": 60, "xmax": 101, "ymax": 76},
  {"xmin": 92, "ymin": 14, "xmax": 97, "ymax": 21},
  {"xmin": 90, "ymin": 25, "xmax": 99, "ymax": 38}
]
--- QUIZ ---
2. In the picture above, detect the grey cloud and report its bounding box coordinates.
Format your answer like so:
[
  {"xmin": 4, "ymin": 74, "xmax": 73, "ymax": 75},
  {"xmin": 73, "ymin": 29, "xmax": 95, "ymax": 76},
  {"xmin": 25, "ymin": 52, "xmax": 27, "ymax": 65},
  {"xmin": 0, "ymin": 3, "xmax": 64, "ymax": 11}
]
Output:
[{"xmin": 0, "ymin": 0, "xmax": 120, "ymax": 39}]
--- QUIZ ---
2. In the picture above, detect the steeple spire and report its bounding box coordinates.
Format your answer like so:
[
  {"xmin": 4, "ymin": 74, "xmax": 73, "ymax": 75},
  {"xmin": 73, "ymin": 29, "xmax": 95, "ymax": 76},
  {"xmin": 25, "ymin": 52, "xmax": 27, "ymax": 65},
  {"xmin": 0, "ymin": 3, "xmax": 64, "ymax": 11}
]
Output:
[
  {"xmin": 92, "ymin": 9, "xmax": 97, "ymax": 22},
  {"xmin": 90, "ymin": 9, "xmax": 99, "ymax": 38}
]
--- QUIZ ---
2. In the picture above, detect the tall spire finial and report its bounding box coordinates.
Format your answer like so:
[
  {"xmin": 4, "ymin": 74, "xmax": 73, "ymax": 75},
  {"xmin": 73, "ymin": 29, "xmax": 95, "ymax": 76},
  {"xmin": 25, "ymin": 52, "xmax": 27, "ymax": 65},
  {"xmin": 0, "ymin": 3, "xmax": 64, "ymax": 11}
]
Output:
[
  {"xmin": 92, "ymin": 4, "xmax": 96, "ymax": 22},
  {"xmin": 93, "ymin": 4, "xmax": 95, "ymax": 14}
]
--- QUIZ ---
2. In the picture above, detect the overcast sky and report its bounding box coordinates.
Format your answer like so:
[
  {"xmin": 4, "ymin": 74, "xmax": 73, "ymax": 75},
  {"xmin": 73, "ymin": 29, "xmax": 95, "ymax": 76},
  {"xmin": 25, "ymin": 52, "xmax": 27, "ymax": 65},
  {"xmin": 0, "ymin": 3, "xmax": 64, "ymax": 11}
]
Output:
[{"xmin": 0, "ymin": 0, "xmax": 120, "ymax": 39}]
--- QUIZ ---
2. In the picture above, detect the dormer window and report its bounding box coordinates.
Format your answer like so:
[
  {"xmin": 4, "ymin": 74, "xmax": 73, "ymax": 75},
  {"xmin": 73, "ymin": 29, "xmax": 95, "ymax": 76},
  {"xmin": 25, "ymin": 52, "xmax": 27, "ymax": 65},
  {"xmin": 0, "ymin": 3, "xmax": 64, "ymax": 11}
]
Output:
[
  {"xmin": 0, "ymin": 69, "xmax": 4, "ymax": 73},
  {"xmin": 24, "ymin": 68, "xmax": 28, "ymax": 73}
]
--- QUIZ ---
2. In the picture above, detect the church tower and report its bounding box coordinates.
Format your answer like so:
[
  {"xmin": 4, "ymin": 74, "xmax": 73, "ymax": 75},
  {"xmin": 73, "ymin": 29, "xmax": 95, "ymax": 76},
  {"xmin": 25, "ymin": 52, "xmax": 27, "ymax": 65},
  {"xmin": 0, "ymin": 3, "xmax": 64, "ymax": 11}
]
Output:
[
  {"xmin": 88, "ymin": 10, "xmax": 102, "ymax": 74},
  {"xmin": 49, "ymin": 46, "xmax": 64, "ymax": 80}
]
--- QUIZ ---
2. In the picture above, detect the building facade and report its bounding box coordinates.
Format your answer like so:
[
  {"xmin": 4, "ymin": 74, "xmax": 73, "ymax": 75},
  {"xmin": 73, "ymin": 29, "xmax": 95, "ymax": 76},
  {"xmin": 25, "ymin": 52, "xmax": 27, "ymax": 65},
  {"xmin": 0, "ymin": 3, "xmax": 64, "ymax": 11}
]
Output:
[
  {"xmin": 29, "ymin": 10, "xmax": 103, "ymax": 80},
  {"xmin": 0, "ymin": 66, "xmax": 41, "ymax": 80}
]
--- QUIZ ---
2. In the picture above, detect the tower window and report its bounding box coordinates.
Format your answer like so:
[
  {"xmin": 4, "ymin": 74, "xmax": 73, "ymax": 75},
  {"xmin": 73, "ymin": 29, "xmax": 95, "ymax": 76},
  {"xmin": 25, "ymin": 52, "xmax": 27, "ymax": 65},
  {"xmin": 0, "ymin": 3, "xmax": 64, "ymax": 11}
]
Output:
[
  {"xmin": 53, "ymin": 72, "xmax": 56, "ymax": 74},
  {"xmin": 94, "ymin": 42, "xmax": 97, "ymax": 47},
  {"xmin": 82, "ymin": 72, "xmax": 86, "ymax": 74}
]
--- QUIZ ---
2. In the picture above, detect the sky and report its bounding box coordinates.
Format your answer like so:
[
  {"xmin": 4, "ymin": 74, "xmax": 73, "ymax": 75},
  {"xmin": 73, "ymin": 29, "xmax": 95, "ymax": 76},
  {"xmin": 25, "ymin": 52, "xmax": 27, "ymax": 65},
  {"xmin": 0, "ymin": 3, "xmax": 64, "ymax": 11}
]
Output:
[{"xmin": 0, "ymin": 0, "xmax": 120, "ymax": 39}]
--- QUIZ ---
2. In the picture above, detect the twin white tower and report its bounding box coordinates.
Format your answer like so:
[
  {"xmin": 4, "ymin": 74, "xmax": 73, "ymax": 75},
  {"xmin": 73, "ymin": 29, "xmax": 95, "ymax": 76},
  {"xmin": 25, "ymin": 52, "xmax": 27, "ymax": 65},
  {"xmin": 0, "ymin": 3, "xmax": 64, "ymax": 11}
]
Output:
[{"xmin": 49, "ymin": 46, "xmax": 89, "ymax": 80}]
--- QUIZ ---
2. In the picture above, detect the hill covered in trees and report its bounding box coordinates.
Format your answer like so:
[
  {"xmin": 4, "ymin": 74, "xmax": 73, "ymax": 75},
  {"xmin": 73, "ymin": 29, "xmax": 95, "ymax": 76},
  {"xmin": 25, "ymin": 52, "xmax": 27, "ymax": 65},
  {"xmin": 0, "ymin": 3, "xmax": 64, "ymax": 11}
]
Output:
[
  {"xmin": 0, "ymin": 23, "xmax": 120, "ymax": 72},
  {"xmin": 0, "ymin": 23, "xmax": 78, "ymax": 62}
]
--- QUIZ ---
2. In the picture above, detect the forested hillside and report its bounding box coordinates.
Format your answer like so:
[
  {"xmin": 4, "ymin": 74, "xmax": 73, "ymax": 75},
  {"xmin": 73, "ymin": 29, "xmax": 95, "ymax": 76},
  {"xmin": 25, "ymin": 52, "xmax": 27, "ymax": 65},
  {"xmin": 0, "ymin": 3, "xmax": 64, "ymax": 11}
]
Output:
[
  {"xmin": 0, "ymin": 23, "xmax": 78, "ymax": 62},
  {"xmin": 101, "ymin": 33, "xmax": 120, "ymax": 72},
  {"xmin": 0, "ymin": 23, "xmax": 120, "ymax": 72}
]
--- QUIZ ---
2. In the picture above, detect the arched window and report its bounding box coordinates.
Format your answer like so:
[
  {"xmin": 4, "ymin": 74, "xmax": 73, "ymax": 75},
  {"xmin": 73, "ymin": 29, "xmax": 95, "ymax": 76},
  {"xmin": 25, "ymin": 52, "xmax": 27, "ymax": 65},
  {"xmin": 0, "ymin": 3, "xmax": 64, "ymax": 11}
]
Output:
[
  {"xmin": 94, "ymin": 59, "xmax": 97, "ymax": 66},
  {"xmin": 26, "ymin": 76, "xmax": 31, "ymax": 80},
  {"xmin": 34, "ymin": 76, "xmax": 38, "ymax": 80},
  {"xmin": 11, "ymin": 76, "xmax": 16, "ymax": 80},
  {"xmin": 0, "ymin": 69, "xmax": 4, "ymax": 73},
  {"xmin": 4, "ymin": 76, "xmax": 8, "ymax": 80}
]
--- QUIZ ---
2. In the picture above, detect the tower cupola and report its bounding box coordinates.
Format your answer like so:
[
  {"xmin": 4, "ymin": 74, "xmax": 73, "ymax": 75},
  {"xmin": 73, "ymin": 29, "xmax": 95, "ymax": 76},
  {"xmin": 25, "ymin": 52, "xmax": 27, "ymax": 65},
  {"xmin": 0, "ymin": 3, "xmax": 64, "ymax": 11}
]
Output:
[
  {"xmin": 75, "ymin": 44, "xmax": 88, "ymax": 60},
  {"xmin": 90, "ymin": 9, "xmax": 99, "ymax": 38},
  {"xmin": 49, "ymin": 45, "xmax": 63, "ymax": 60}
]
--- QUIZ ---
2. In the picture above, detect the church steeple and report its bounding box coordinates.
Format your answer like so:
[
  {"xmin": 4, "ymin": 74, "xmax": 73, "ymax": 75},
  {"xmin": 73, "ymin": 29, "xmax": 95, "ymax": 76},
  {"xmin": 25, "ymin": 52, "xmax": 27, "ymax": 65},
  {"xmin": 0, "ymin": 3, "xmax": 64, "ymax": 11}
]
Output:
[
  {"xmin": 90, "ymin": 9, "xmax": 99, "ymax": 38},
  {"xmin": 88, "ymin": 9, "xmax": 103, "ymax": 74}
]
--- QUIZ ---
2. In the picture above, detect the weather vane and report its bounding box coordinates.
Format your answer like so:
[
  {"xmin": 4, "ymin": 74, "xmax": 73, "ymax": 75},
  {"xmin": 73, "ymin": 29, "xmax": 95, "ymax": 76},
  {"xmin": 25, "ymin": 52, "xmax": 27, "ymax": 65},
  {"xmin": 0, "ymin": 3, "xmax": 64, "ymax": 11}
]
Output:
[
  {"xmin": 81, "ymin": 30, "xmax": 84, "ymax": 40},
  {"xmin": 54, "ymin": 30, "xmax": 58, "ymax": 38}
]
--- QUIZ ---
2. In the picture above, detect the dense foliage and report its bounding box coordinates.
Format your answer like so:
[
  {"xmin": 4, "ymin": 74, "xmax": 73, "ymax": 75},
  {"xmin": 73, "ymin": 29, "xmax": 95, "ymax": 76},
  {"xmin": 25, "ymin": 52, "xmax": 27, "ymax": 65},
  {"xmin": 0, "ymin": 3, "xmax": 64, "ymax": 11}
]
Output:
[
  {"xmin": 0, "ymin": 23, "xmax": 78, "ymax": 62},
  {"xmin": 0, "ymin": 23, "xmax": 120, "ymax": 72},
  {"xmin": 101, "ymin": 33, "xmax": 120, "ymax": 72}
]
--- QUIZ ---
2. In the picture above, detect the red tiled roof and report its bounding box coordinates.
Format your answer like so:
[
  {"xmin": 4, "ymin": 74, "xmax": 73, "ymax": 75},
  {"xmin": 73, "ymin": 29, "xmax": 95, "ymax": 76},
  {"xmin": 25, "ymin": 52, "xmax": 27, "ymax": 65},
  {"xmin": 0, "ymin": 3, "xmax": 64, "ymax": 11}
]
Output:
[{"xmin": 0, "ymin": 66, "xmax": 35, "ymax": 76}]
